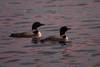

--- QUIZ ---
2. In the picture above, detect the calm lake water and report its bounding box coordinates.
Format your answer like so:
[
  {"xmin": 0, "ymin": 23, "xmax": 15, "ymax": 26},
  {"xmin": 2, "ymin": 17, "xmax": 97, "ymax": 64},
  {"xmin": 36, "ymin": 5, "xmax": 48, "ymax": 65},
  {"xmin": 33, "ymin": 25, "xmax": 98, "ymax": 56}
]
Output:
[{"xmin": 0, "ymin": 0, "xmax": 100, "ymax": 67}]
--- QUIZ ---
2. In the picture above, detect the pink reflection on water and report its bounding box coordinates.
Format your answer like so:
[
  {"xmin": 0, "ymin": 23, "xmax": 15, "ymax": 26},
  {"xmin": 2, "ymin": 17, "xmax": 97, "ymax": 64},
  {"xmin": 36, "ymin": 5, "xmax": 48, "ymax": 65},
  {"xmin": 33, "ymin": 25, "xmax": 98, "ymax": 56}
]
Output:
[
  {"xmin": 86, "ymin": 2, "xmax": 97, "ymax": 8},
  {"xmin": 32, "ymin": 13, "xmax": 66, "ymax": 26}
]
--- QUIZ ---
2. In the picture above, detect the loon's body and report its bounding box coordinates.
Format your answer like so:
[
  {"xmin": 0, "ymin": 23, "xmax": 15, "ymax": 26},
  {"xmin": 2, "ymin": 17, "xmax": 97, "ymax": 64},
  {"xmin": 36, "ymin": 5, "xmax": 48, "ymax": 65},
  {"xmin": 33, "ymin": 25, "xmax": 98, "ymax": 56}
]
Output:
[
  {"xmin": 9, "ymin": 22, "xmax": 44, "ymax": 38},
  {"xmin": 41, "ymin": 26, "xmax": 71, "ymax": 43}
]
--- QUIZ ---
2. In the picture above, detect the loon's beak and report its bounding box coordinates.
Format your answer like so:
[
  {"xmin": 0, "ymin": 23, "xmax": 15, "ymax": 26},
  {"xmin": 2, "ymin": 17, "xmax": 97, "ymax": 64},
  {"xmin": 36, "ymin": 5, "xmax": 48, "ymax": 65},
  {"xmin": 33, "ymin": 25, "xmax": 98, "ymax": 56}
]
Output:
[
  {"xmin": 68, "ymin": 28, "xmax": 71, "ymax": 30},
  {"xmin": 40, "ymin": 23, "xmax": 45, "ymax": 26}
]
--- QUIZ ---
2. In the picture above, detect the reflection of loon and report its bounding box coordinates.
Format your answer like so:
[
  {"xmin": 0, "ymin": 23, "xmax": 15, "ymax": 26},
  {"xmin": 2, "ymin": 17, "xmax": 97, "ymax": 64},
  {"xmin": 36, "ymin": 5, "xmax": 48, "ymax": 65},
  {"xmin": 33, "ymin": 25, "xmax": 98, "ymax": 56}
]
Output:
[
  {"xmin": 9, "ymin": 22, "xmax": 44, "ymax": 38},
  {"xmin": 41, "ymin": 26, "xmax": 71, "ymax": 44}
]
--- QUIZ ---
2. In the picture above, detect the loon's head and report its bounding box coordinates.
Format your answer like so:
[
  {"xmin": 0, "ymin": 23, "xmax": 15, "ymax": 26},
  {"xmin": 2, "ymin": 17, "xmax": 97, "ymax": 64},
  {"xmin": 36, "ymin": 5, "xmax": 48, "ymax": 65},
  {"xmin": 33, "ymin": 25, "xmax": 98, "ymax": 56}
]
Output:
[
  {"xmin": 60, "ymin": 26, "xmax": 71, "ymax": 38},
  {"xmin": 32, "ymin": 22, "xmax": 45, "ymax": 30},
  {"xmin": 32, "ymin": 22, "xmax": 44, "ymax": 38}
]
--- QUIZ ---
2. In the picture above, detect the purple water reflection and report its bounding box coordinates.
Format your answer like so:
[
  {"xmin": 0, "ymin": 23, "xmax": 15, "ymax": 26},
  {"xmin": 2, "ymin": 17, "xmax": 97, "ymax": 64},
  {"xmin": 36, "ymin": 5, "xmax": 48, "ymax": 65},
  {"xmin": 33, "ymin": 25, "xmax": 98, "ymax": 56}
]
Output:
[{"xmin": 0, "ymin": 0, "xmax": 100, "ymax": 67}]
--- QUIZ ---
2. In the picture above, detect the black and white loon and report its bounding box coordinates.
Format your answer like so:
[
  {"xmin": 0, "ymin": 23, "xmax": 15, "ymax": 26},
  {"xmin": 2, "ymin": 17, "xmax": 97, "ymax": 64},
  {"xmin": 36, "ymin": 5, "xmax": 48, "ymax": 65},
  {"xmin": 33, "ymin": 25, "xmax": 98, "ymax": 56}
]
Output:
[
  {"xmin": 9, "ymin": 22, "xmax": 44, "ymax": 38},
  {"xmin": 40, "ymin": 26, "xmax": 71, "ymax": 43}
]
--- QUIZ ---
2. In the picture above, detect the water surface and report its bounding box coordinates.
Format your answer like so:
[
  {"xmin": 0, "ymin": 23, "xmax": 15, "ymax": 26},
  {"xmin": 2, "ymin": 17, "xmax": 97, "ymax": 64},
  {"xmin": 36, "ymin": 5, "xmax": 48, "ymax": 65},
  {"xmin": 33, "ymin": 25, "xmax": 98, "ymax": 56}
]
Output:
[{"xmin": 0, "ymin": 0, "xmax": 100, "ymax": 67}]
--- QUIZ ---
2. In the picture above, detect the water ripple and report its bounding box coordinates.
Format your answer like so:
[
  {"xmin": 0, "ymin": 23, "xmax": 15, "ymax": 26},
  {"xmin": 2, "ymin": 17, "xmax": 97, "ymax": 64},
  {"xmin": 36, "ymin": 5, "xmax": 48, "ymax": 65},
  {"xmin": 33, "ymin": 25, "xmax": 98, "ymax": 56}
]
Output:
[
  {"xmin": 8, "ymin": 2, "xmax": 21, "ymax": 5},
  {"xmin": 38, "ymin": 51, "xmax": 58, "ymax": 55},
  {"xmin": 0, "ymin": 51, "xmax": 27, "ymax": 54},
  {"xmin": 92, "ymin": 53, "xmax": 100, "ymax": 57},
  {"xmin": 20, "ymin": 62, "xmax": 35, "ymax": 65},
  {"xmin": 0, "ymin": 56, "xmax": 11, "ymax": 60},
  {"xmin": 93, "ymin": 63, "xmax": 100, "ymax": 67},
  {"xmin": 4, "ymin": 59, "xmax": 20, "ymax": 63},
  {"xmin": 74, "ymin": 49, "xmax": 97, "ymax": 53},
  {"xmin": 82, "ymin": 20, "xmax": 100, "ymax": 22},
  {"xmin": 94, "ymin": 0, "xmax": 100, "ymax": 2}
]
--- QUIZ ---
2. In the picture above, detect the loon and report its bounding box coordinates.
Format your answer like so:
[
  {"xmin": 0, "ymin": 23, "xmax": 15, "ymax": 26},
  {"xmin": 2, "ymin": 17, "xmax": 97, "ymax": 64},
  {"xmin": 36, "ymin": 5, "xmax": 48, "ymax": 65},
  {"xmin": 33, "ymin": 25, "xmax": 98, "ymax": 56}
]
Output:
[
  {"xmin": 40, "ymin": 26, "xmax": 71, "ymax": 44},
  {"xmin": 9, "ymin": 22, "xmax": 44, "ymax": 38}
]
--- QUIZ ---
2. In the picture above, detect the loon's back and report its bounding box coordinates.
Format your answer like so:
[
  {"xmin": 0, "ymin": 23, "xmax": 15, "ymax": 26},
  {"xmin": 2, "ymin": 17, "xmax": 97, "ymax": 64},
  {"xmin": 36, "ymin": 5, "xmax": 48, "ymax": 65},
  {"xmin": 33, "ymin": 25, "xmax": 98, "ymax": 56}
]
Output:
[
  {"xmin": 9, "ymin": 32, "xmax": 33, "ymax": 38},
  {"xmin": 41, "ymin": 35, "xmax": 71, "ymax": 43}
]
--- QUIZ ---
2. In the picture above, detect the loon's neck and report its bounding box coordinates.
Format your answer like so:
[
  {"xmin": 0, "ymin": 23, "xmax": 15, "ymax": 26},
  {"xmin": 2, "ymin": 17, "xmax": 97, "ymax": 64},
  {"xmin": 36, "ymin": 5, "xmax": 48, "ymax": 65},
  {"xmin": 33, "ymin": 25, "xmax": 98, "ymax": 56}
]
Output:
[
  {"xmin": 32, "ymin": 29, "xmax": 42, "ymax": 37},
  {"xmin": 60, "ymin": 34, "xmax": 68, "ymax": 41}
]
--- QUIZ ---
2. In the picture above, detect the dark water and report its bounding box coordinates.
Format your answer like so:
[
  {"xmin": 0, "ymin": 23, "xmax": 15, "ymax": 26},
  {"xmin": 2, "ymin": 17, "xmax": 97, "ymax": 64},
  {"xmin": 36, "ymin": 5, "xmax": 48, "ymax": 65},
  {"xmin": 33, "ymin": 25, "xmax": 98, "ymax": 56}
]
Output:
[{"xmin": 0, "ymin": 0, "xmax": 100, "ymax": 67}]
